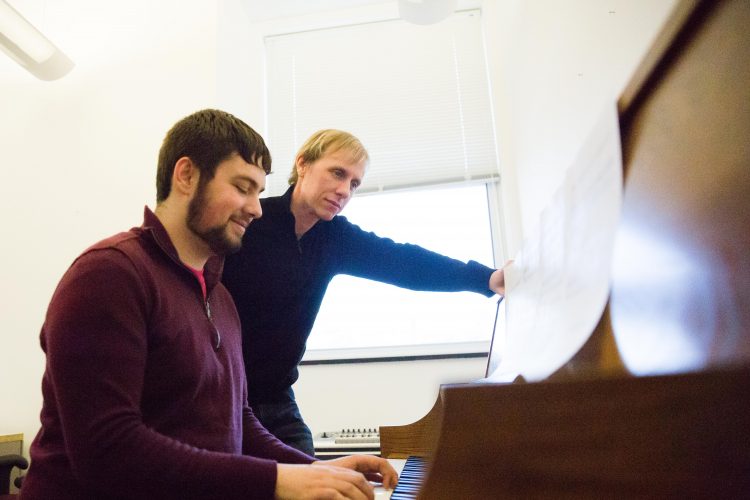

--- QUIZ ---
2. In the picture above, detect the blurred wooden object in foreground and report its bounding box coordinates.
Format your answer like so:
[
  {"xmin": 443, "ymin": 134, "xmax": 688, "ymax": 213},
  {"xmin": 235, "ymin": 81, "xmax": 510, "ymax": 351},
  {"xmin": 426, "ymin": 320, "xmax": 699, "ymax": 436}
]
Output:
[{"xmin": 381, "ymin": 0, "xmax": 750, "ymax": 497}]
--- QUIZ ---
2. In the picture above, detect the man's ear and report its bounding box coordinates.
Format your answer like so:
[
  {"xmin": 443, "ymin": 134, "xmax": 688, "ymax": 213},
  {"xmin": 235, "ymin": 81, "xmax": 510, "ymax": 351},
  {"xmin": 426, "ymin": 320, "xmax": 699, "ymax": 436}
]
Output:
[
  {"xmin": 295, "ymin": 155, "xmax": 307, "ymax": 179},
  {"xmin": 172, "ymin": 157, "xmax": 199, "ymax": 196}
]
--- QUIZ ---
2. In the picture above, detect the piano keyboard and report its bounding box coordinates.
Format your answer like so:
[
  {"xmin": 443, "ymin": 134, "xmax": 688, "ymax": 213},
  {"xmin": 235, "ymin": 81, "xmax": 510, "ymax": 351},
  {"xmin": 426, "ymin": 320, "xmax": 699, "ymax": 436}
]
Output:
[{"xmin": 389, "ymin": 455, "xmax": 426, "ymax": 499}]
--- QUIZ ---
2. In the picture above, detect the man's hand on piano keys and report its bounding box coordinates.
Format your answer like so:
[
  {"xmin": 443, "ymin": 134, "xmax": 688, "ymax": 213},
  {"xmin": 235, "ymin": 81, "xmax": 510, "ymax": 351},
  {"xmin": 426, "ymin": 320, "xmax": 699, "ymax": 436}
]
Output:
[
  {"xmin": 319, "ymin": 455, "xmax": 399, "ymax": 490},
  {"xmin": 275, "ymin": 455, "xmax": 398, "ymax": 499}
]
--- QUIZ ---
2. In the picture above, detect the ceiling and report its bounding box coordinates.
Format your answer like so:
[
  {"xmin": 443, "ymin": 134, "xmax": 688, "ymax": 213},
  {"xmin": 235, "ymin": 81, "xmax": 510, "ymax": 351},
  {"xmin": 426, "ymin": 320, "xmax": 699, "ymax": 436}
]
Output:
[{"xmin": 239, "ymin": 0, "xmax": 392, "ymax": 22}]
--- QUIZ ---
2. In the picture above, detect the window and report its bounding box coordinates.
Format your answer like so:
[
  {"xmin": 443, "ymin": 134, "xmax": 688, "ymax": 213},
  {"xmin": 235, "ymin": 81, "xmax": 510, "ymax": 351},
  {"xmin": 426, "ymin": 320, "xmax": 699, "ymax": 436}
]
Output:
[
  {"xmin": 264, "ymin": 10, "xmax": 498, "ymax": 196},
  {"xmin": 264, "ymin": 9, "xmax": 503, "ymax": 360},
  {"xmin": 303, "ymin": 182, "xmax": 501, "ymax": 361}
]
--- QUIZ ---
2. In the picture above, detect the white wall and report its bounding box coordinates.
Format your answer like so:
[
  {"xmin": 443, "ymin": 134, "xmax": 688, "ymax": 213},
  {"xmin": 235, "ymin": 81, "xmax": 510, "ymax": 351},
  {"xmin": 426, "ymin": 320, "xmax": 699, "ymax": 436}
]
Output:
[
  {"xmin": 483, "ymin": 0, "xmax": 677, "ymax": 254},
  {"xmin": 0, "ymin": 0, "xmax": 219, "ymax": 455},
  {"xmin": 296, "ymin": 357, "xmax": 489, "ymax": 433},
  {"xmin": 1, "ymin": 0, "xmax": 677, "ymax": 458}
]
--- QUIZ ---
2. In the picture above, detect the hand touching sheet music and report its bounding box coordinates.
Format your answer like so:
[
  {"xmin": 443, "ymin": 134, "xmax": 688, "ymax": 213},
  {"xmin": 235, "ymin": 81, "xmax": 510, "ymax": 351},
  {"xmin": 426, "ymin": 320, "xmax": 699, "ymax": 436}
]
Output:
[{"xmin": 489, "ymin": 260, "xmax": 513, "ymax": 296}]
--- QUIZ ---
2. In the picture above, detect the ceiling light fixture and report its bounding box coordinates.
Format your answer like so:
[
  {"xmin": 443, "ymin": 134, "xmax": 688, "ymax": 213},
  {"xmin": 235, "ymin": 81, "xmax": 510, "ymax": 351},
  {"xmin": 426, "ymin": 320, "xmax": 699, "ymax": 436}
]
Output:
[
  {"xmin": 398, "ymin": 0, "xmax": 458, "ymax": 25},
  {"xmin": 0, "ymin": 0, "xmax": 73, "ymax": 80}
]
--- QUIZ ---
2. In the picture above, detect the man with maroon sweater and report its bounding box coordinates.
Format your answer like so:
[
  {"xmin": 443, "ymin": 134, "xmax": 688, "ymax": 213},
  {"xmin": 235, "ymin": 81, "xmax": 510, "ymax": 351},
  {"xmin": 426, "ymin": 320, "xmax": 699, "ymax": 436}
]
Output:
[{"xmin": 21, "ymin": 109, "xmax": 396, "ymax": 499}]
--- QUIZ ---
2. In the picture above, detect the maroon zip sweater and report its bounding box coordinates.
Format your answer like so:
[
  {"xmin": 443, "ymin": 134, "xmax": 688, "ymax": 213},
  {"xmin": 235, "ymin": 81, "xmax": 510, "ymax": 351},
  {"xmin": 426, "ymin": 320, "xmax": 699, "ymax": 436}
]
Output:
[{"xmin": 21, "ymin": 207, "xmax": 313, "ymax": 500}]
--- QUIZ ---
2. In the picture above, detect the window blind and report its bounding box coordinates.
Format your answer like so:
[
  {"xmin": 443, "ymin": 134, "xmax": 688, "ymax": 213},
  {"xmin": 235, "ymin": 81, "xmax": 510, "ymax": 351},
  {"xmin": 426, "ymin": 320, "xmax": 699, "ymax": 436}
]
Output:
[{"xmin": 264, "ymin": 10, "xmax": 499, "ymax": 196}]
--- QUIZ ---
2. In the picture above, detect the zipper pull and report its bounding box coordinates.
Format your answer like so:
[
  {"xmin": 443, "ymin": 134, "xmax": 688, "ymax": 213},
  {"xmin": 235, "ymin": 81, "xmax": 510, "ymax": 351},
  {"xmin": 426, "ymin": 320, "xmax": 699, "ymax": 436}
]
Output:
[{"xmin": 205, "ymin": 299, "xmax": 221, "ymax": 351}]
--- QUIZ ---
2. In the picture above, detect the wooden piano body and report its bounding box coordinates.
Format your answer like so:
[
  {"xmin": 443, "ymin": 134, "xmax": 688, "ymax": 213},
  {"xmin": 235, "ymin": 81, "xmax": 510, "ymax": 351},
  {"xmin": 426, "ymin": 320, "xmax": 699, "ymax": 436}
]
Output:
[{"xmin": 380, "ymin": 0, "xmax": 750, "ymax": 497}]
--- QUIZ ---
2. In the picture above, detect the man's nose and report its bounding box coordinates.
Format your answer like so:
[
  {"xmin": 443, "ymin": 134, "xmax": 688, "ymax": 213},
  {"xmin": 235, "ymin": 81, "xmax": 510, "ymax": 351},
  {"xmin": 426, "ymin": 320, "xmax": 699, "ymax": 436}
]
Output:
[
  {"xmin": 335, "ymin": 179, "xmax": 351, "ymax": 198},
  {"xmin": 245, "ymin": 196, "xmax": 262, "ymax": 218}
]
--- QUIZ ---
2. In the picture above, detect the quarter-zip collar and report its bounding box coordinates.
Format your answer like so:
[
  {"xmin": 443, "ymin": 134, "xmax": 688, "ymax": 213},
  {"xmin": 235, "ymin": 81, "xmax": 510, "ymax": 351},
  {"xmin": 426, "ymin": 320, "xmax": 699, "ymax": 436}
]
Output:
[
  {"xmin": 273, "ymin": 186, "xmax": 304, "ymax": 253},
  {"xmin": 278, "ymin": 185, "xmax": 298, "ymax": 232},
  {"xmin": 278, "ymin": 184, "xmax": 326, "ymax": 248},
  {"xmin": 140, "ymin": 206, "xmax": 224, "ymax": 295}
]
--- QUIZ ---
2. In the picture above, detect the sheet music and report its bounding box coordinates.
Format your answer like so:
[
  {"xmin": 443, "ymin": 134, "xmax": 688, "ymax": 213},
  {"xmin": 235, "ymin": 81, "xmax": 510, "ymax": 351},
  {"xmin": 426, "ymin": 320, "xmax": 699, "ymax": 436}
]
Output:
[{"xmin": 486, "ymin": 104, "xmax": 623, "ymax": 382}]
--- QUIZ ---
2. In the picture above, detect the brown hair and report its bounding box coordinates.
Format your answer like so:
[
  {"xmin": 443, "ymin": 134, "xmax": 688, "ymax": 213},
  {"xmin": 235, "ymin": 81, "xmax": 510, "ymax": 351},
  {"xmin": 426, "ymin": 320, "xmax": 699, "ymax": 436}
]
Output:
[{"xmin": 156, "ymin": 109, "xmax": 272, "ymax": 202}]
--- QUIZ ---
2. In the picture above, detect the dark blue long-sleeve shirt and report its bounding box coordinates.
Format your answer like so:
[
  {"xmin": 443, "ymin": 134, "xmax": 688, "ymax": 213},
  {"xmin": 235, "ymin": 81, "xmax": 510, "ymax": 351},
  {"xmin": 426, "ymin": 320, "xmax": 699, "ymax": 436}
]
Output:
[{"xmin": 222, "ymin": 187, "xmax": 495, "ymax": 404}]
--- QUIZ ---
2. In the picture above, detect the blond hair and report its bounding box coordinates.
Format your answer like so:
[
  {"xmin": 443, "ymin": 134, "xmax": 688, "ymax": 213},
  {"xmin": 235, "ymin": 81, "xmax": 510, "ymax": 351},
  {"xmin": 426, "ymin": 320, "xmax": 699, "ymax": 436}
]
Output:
[{"xmin": 288, "ymin": 129, "xmax": 369, "ymax": 185}]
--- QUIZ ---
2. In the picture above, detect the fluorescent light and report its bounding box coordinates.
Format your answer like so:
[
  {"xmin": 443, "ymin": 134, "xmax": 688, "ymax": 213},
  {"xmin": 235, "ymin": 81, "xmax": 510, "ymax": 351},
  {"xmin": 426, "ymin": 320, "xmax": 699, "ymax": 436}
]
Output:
[
  {"xmin": 398, "ymin": 0, "xmax": 458, "ymax": 25},
  {"xmin": 0, "ymin": 0, "xmax": 73, "ymax": 80}
]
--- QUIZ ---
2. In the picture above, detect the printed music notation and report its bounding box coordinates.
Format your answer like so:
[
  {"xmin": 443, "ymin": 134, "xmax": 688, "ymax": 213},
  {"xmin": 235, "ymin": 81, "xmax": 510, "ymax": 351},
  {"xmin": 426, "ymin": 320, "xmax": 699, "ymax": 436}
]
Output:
[{"xmin": 488, "ymin": 104, "xmax": 624, "ymax": 383}]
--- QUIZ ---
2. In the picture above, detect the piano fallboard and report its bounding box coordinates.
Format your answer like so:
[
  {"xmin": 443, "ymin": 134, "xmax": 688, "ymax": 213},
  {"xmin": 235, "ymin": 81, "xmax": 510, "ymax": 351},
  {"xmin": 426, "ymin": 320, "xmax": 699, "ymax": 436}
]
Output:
[{"xmin": 381, "ymin": 366, "xmax": 750, "ymax": 499}]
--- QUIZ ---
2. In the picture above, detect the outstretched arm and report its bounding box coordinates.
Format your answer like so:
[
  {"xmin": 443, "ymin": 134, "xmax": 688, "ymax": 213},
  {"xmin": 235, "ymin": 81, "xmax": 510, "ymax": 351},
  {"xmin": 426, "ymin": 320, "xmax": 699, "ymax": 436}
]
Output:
[{"xmin": 337, "ymin": 219, "xmax": 496, "ymax": 297}]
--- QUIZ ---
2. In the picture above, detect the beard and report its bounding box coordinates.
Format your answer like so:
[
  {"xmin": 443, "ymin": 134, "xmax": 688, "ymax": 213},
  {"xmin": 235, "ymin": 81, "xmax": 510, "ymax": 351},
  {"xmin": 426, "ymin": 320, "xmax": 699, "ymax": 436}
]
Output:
[{"xmin": 186, "ymin": 181, "xmax": 242, "ymax": 256}]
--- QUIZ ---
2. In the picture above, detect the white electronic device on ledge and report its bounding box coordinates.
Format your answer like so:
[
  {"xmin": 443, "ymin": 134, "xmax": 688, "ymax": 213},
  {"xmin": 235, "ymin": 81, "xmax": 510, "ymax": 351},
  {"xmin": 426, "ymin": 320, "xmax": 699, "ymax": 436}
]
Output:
[{"xmin": 313, "ymin": 428, "xmax": 380, "ymax": 458}]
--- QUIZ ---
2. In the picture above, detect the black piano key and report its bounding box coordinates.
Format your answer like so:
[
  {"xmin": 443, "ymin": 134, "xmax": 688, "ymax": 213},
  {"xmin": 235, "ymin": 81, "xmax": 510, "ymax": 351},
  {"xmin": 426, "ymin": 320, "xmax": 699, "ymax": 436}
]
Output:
[
  {"xmin": 390, "ymin": 456, "xmax": 427, "ymax": 499},
  {"xmin": 395, "ymin": 484, "xmax": 421, "ymax": 489},
  {"xmin": 394, "ymin": 482, "xmax": 421, "ymax": 487}
]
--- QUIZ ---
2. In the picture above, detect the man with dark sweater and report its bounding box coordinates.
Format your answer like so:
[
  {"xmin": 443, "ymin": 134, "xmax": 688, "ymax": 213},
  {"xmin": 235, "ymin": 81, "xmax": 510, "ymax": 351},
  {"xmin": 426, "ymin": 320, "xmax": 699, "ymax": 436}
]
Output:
[
  {"xmin": 222, "ymin": 129, "xmax": 508, "ymax": 456},
  {"xmin": 22, "ymin": 110, "xmax": 396, "ymax": 499}
]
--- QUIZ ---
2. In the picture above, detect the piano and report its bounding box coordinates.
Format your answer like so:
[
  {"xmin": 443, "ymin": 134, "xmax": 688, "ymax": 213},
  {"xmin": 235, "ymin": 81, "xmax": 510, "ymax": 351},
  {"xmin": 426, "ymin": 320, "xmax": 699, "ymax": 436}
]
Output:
[{"xmin": 380, "ymin": 0, "xmax": 750, "ymax": 497}]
